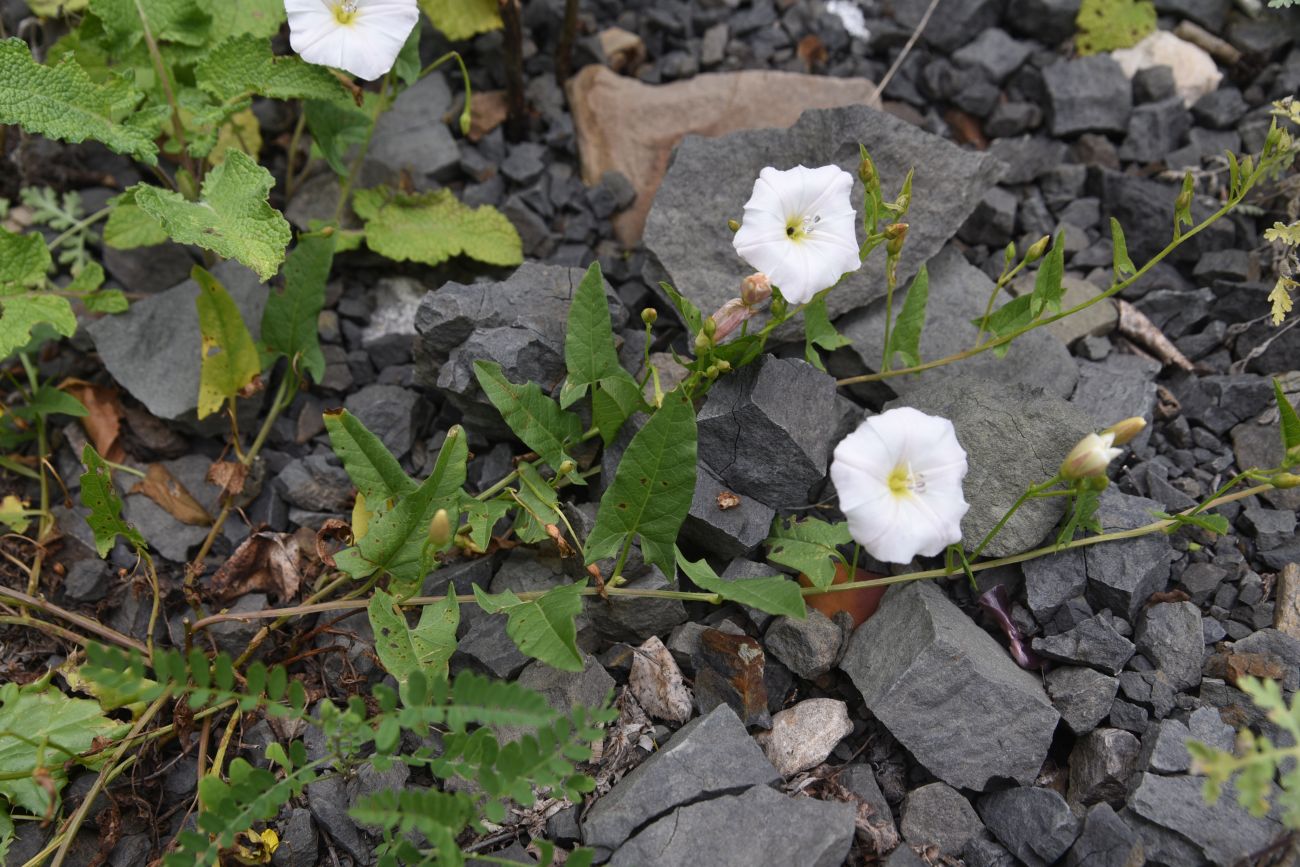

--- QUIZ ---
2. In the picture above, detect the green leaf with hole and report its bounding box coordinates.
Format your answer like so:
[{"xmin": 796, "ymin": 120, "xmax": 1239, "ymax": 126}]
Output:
[
  {"xmin": 79, "ymin": 444, "xmax": 146, "ymax": 557},
  {"xmin": 473, "ymin": 582, "xmax": 584, "ymax": 671},
  {"xmin": 335, "ymin": 427, "xmax": 467, "ymax": 593},
  {"xmin": 560, "ymin": 262, "xmax": 644, "ymax": 444},
  {"xmin": 194, "ymin": 266, "xmax": 262, "ymax": 420},
  {"xmin": 369, "ymin": 587, "xmax": 459, "ymax": 685},
  {"xmin": 132, "ymin": 150, "xmax": 291, "ymax": 280},
  {"xmin": 354, "ymin": 187, "xmax": 522, "ymax": 268},
  {"xmin": 676, "ymin": 550, "xmax": 806, "ymax": 619},
  {"xmin": 324, "ymin": 408, "xmax": 417, "ymax": 504},
  {"xmin": 474, "ymin": 360, "xmax": 584, "ymax": 481},
  {"xmin": 0, "ymin": 38, "xmax": 159, "ymax": 164},
  {"xmin": 885, "ymin": 264, "xmax": 929, "ymax": 370},
  {"xmin": 262, "ymin": 233, "xmax": 333, "ymax": 383},
  {"xmin": 765, "ymin": 516, "xmax": 851, "ymax": 590},
  {"xmin": 584, "ymin": 391, "xmax": 697, "ymax": 576}
]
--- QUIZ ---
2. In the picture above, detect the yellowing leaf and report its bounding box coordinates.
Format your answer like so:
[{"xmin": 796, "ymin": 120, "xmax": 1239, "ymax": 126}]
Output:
[
  {"xmin": 208, "ymin": 108, "xmax": 264, "ymax": 166},
  {"xmin": 419, "ymin": 0, "xmax": 501, "ymax": 41},
  {"xmin": 194, "ymin": 266, "xmax": 262, "ymax": 419},
  {"xmin": 352, "ymin": 492, "xmax": 372, "ymax": 542},
  {"xmin": 25, "ymin": 0, "xmax": 89, "ymax": 15},
  {"xmin": 0, "ymin": 38, "xmax": 159, "ymax": 164},
  {"xmin": 0, "ymin": 495, "xmax": 32, "ymax": 534},
  {"xmin": 132, "ymin": 150, "xmax": 291, "ymax": 279},
  {"xmin": 1269, "ymin": 278, "xmax": 1295, "ymax": 326},
  {"xmin": 1076, "ymin": 0, "xmax": 1155, "ymax": 54},
  {"xmin": 353, "ymin": 187, "xmax": 522, "ymax": 268}
]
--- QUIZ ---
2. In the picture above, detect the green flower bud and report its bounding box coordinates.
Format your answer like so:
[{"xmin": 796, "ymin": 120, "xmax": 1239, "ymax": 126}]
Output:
[
  {"xmin": 885, "ymin": 222, "xmax": 908, "ymax": 257},
  {"xmin": 715, "ymin": 359, "xmax": 731, "ymax": 373},
  {"xmin": 1271, "ymin": 472, "xmax": 1300, "ymax": 489},
  {"xmin": 705, "ymin": 364, "xmax": 720, "ymax": 379},
  {"xmin": 1025, "ymin": 235, "xmax": 1051, "ymax": 263},
  {"xmin": 641, "ymin": 308, "xmax": 658, "ymax": 326},
  {"xmin": 703, "ymin": 316, "xmax": 717, "ymax": 338},
  {"xmin": 858, "ymin": 152, "xmax": 876, "ymax": 186},
  {"xmin": 427, "ymin": 508, "xmax": 451, "ymax": 546},
  {"xmin": 694, "ymin": 331, "xmax": 711, "ymax": 354},
  {"xmin": 728, "ymin": 219, "xmax": 741, "ymax": 233},
  {"xmin": 557, "ymin": 459, "xmax": 576, "ymax": 477}
]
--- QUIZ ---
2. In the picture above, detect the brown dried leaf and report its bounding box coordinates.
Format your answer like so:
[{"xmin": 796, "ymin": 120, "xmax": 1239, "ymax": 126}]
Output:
[
  {"xmin": 62, "ymin": 379, "xmax": 125, "ymax": 463},
  {"xmin": 315, "ymin": 518, "xmax": 352, "ymax": 569},
  {"xmin": 693, "ymin": 628, "xmax": 770, "ymax": 728},
  {"xmin": 716, "ymin": 491, "xmax": 741, "ymax": 511},
  {"xmin": 131, "ymin": 463, "xmax": 213, "ymax": 526},
  {"xmin": 209, "ymin": 527, "xmax": 320, "ymax": 602},
  {"xmin": 206, "ymin": 460, "xmax": 248, "ymax": 500},
  {"xmin": 545, "ymin": 523, "xmax": 575, "ymax": 557},
  {"xmin": 944, "ymin": 108, "xmax": 989, "ymax": 150},
  {"xmin": 797, "ymin": 34, "xmax": 827, "ymax": 68},
  {"xmin": 629, "ymin": 636, "xmax": 693, "ymax": 724}
]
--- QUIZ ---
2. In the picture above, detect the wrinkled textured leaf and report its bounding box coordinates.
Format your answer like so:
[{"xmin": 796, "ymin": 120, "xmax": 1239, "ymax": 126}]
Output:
[
  {"xmin": 201, "ymin": 0, "xmax": 286, "ymax": 41},
  {"xmin": 677, "ymin": 551, "xmax": 805, "ymax": 618},
  {"xmin": 196, "ymin": 36, "xmax": 351, "ymax": 104},
  {"xmin": 194, "ymin": 266, "xmax": 261, "ymax": 420},
  {"xmin": 0, "ymin": 681, "xmax": 126, "ymax": 816},
  {"xmin": 88, "ymin": 0, "xmax": 211, "ymax": 47},
  {"xmin": 263, "ymin": 233, "xmax": 333, "ymax": 383},
  {"xmin": 585, "ymin": 392, "xmax": 697, "ymax": 576},
  {"xmin": 335, "ymin": 427, "xmax": 466, "ymax": 592},
  {"xmin": 0, "ymin": 296, "xmax": 76, "ymax": 359},
  {"xmin": 79, "ymin": 444, "xmax": 146, "ymax": 556},
  {"xmin": 0, "ymin": 38, "xmax": 159, "ymax": 164},
  {"xmin": 765, "ymin": 516, "xmax": 850, "ymax": 590},
  {"xmin": 560, "ymin": 262, "xmax": 644, "ymax": 444},
  {"xmin": 474, "ymin": 360, "xmax": 584, "ymax": 479},
  {"xmin": 132, "ymin": 150, "xmax": 291, "ymax": 279},
  {"xmin": 305, "ymin": 97, "xmax": 371, "ymax": 177},
  {"xmin": 324, "ymin": 408, "xmax": 417, "ymax": 504},
  {"xmin": 0, "ymin": 228, "xmax": 50, "ymax": 290},
  {"xmin": 473, "ymin": 582, "xmax": 585, "ymax": 671},
  {"xmin": 1076, "ymin": 0, "xmax": 1156, "ymax": 54},
  {"xmin": 369, "ymin": 588, "xmax": 459, "ymax": 685},
  {"xmin": 419, "ymin": 0, "xmax": 501, "ymax": 40},
  {"xmin": 353, "ymin": 187, "xmax": 522, "ymax": 268},
  {"xmin": 885, "ymin": 264, "xmax": 929, "ymax": 370}
]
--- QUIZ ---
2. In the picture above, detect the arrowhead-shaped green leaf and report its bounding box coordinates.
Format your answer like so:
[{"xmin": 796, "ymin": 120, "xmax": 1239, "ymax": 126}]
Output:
[
  {"xmin": 263, "ymin": 233, "xmax": 333, "ymax": 383},
  {"xmin": 193, "ymin": 266, "xmax": 262, "ymax": 420}
]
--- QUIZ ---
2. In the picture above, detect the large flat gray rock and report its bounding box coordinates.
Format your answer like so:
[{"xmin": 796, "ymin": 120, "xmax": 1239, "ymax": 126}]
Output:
[
  {"xmin": 644, "ymin": 105, "xmax": 1004, "ymax": 324},
  {"xmin": 1127, "ymin": 773, "xmax": 1284, "ymax": 866},
  {"xmin": 840, "ymin": 581, "xmax": 1059, "ymax": 790},
  {"xmin": 86, "ymin": 260, "xmax": 265, "ymax": 421}
]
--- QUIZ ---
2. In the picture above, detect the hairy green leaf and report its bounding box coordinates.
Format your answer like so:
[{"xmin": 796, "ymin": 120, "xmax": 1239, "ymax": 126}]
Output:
[
  {"xmin": 132, "ymin": 150, "xmax": 291, "ymax": 280},
  {"xmin": 201, "ymin": 0, "xmax": 286, "ymax": 41},
  {"xmin": 474, "ymin": 360, "xmax": 584, "ymax": 480},
  {"xmin": 1075, "ymin": 0, "xmax": 1155, "ymax": 54},
  {"xmin": 0, "ymin": 295, "xmax": 77, "ymax": 360},
  {"xmin": 676, "ymin": 550, "xmax": 806, "ymax": 619},
  {"xmin": 196, "ymin": 36, "xmax": 352, "ymax": 104},
  {"xmin": 804, "ymin": 295, "xmax": 852, "ymax": 371},
  {"xmin": 886, "ymin": 264, "xmax": 929, "ymax": 369},
  {"xmin": 560, "ymin": 262, "xmax": 644, "ymax": 444},
  {"xmin": 765, "ymin": 516, "xmax": 850, "ymax": 590},
  {"xmin": 336, "ymin": 427, "xmax": 467, "ymax": 592},
  {"xmin": 353, "ymin": 187, "xmax": 522, "ymax": 268},
  {"xmin": 0, "ymin": 38, "xmax": 159, "ymax": 164},
  {"xmin": 88, "ymin": 0, "xmax": 211, "ymax": 47},
  {"xmin": 324, "ymin": 408, "xmax": 417, "ymax": 504},
  {"xmin": 102, "ymin": 190, "xmax": 168, "ymax": 249},
  {"xmin": 1274, "ymin": 378, "xmax": 1300, "ymax": 457},
  {"xmin": 584, "ymin": 391, "xmax": 697, "ymax": 576},
  {"xmin": 419, "ymin": 0, "xmax": 501, "ymax": 40},
  {"xmin": 263, "ymin": 233, "xmax": 333, "ymax": 383},
  {"xmin": 0, "ymin": 227, "xmax": 51, "ymax": 291},
  {"xmin": 473, "ymin": 582, "xmax": 585, "ymax": 671},
  {"xmin": 0, "ymin": 681, "xmax": 126, "ymax": 817},
  {"xmin": 193, "ymin": 266, "xmax": 261, "ymax": 420},
  {"xmin": 79, "ymin": 444, "xmax": 146, "ymax": 557},
  {"xmin": 369, "ymin": 588, "xmax": 459, "ymax": 685},
  {"xmin": 304, "ymin": 97, "xmax": 371, "ymax": 177}
]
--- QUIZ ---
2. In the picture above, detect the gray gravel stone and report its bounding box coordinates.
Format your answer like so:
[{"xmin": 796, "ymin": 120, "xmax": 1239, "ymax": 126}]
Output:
[
  {"xmin": 1135, "ymin": 602, "xmax": 1203, "ymax": 691},
  {"xmin": 840, "ymin": 581, "xmax": 1059, "ymax": 790},
  {"xmin": 63, "ymin": 558, "xmax": 111, "ymax": 602},
  {"xmin": 1046, "ymin": 666, "xmax": 1121, "ymax": 735},
  {"xmin": 86, "ymin": 260, "xmax": 265, "ymax": 420},
  {"xmin": 1033, "ymin": 611, "xmax": 1136, "ymax": 675},
  {"xmin": 890, "ymin": 375, "xmax": 1093, "ymax": 557},
  {"xmin": 367, "ymin": 73, "xmax": 458, "ymax": 183},
  {"xmin": 952, "ymin": 28, "xmax": 1033, "ymax": 82},
  {"xmin": 609, "ymin": 784, "xmax": 854, "ymax": 867},
  {"xmin": 977, "ymin": 787, "xmax": 1082, "ymax": 867},
  {"xmin": 644, "ymin": 105, "xmax": 1002, "ymax": 325},
  {"xmin": 1044, "ymin": 55, "xmax": 1133, "ymax": 136},
  {"xmin": 1068, "ymin": 728, "xmax": 1142, "ymax": 807},
  {"xmin": 900, "ymin": 782, "xmax": 984, "ymax": 857},
  {"xmin": 696, "ymin": 356, "xmax": 838, "ymax": 508},
  {"xmin": 496, "ymin": 654, "xmax": 615, "ymax": 743},
  {"xmin": 679, "ymin": 464, "xmax": 775, "ymax": 558},
  {"xmin": 584, "ymin": 565, "xmax": 688, "ymax": 642},
  {"xmin": 1064, "ymin": 803, "xmax": 1144, "ymax": 867},
  {"xmin": 1025, "ymin": 548, "xmax": 1087, "ymax": 625},
  {"xmin": 277, "ymin": 455, "xmax": 353, "ymax": 513},
  {"xmin": 582, "ymin": 704, "xmax": 780, "ymax": 856},
  {"xmin": 1084, "ymin": 491, "xmax": 1175, "ymax": 621},
  {"xmin": 763, "ymin": 610, "xmax": 842, "ymax": 679},
  {"xmin": 1127, "ymin": 772, "xmax": 1284, "ymax": 865},
  {"xmin": 1069, "ymin": 355, "xmax": 1158, "ymax": 452},
  {"xmin": 306, "ymin": 776, "xmax": 370, "ymax": 865},
  {"xmin": 343, "ymin": 384, "xmax": 422, "ymax": 460}
]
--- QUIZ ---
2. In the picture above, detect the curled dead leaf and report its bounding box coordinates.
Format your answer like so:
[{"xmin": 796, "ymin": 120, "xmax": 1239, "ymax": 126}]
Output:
[
  {"xmin": 236, "ymin": 374, "xmax": 266, "ymax": 399},
  {"xmin": 62, "ymin": 379, "xmax": 124, "ymax": 463},
  {"xmin": 545, "ymin": 523, "xmax": 575, "ymax": 557},
  {"xmin": 716, "ymin": 491, "xmax": 741, "ymax": 510},
  {"xmin": 208, "ymin": 527, "xmax": 320, "ymax": 602},
  {"xmin": 629, "ymin": 636, "xmax": 693, "ymax": 724},
  {"xmin": 315, "ymin": 518, "xmax": 352, "ymax": 569},
  {"xmin": 131, "ymin": 464, "xmax": 213, "ymax": 526},
  {"xmin": 206, "ymin": 460, "xmax": 249, "ymax": 500}
]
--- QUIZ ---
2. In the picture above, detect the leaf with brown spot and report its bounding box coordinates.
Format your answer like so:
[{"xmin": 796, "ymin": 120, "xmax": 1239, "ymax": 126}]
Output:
[
  {"xmin": 206, "ymin": 460, "xmax": 249, "ymax": 500},
  {"xmin": 131, "ymin": 463, "xmax": 213, "ymax": 526},
  {"xmin": 693, "ymin": 628, "xmax": 770, "ymax": 728},
  {"xmin": 62, "ymin": 379, "xmax": 125, "ymax": 463},
  {"xmin": 208, "ymin": 527, "xmax": 319, "ymax": 601}
]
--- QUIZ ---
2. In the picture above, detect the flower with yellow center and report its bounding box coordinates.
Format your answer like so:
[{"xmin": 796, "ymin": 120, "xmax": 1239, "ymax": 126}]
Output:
[
  {"xmin": 830, "ymin": 407, "xmax": 970, "ymax": 564},
  {"xmin": 732, "ymin": 165, "xmax": 862, "ymax": 304},
  {"xmin": 285, "ymin": 0, "xmax": 419, "ymax": 82}
]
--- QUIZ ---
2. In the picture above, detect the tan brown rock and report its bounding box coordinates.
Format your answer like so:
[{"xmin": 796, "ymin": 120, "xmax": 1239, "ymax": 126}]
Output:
[
  {"xmin": 567, "ymin": 65, "xmax": 879, "ymax": 245},
  {"xmin": 1276, "ymin": 562, "xmax": 1300, "ymax": 641}
]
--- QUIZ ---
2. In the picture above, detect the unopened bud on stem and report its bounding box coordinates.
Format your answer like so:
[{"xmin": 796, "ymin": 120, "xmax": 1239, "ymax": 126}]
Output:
[
  {"xmin": 1025, "ymin": 235, "xmax": 1051, "ymax": 263},
  {"xmin": 1101, "ymin": 416, "xmax": 1147, "ymax": 446},
  {"xmin": 885, "ymin": 222, "xmax": 908, "ymax": 257},
  {"xmin": 858, "ymin": 152, "xmax": 876, "ymax": 186},
  {"xmin": 693, "ymin": 330, "xmax": 711, "ymax": 354},
  {"xmin": 740, "ymin": 273, "xmax": 772, "ymax": 306},
  {"xmin": 641, "ymin": 308, "xmax": 657, "ymax": 326},
  {"xmin": 1061, "ymin": 432, "xmax": 1123, "ymax": 481},
  {"xmin": 1271, "ymin": 472, "xmax": 1300, "ymax": 489},
  {"xmin": 427, "ymin": 508, "xmax": 451, "ymax": 546}
]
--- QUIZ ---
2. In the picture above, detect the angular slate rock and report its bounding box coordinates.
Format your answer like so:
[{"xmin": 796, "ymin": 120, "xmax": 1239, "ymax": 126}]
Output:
[
  {"xmin": 584, "ymin": 564, "xmax": 688, "ymax": 642},
  {"xmin": 900, "ymin": 782, "xmax": 984, "ymax": 857},
  {"xmin": 1069, "ymin": 354, "xmax": 1158, "ymax": 452},
  {"xmin": 1046, "ymin": 666, "xmax": 1121, "ymax": 735},
  {"xmin": 1032, "ymin": 612, "xmax": 1135, "ymax": 675},
  {"xmin": 830, "ymin": 246, "xmax": 1078, "ymax": 401},
  {"xmin": 1064, "ymin": 804, "xmax": 1144, "ymax": 867},
  {"xmin": 1068, "ymin": 728, "xmax": 1142, "ymax": 807},
  {"xmin": 696, "ymin": 356, "xmax": 838, "ymax": 507},
  {"xmin": 890, "ymin": 375, "xmax": 1093, "ymax": 557},
  {"xmin": 413, "ymin": 263, "xmax": 626, "ymax": 438},
  {"xmin": 367, "ymin": 73, "xmax": 458, "ymax": 183},
  {"xmin": 86, "ymin": 260, "xmax": 266, "ymax": 420},
  {"xmin": 840, "ymin": 581, "xmax": 1059, "ymax": 790},
  {"xmin": 644, "ymin": 105, "xmax": 1003, "ymax": 324},
  {"xmin": 977, "ymin": 787, "xmax": 1082, "ymax": 867},
  {"xmin": 763, "ymin": 609, "xmax": 843, "ymax": 680},
  {"xmin": 1083, "ymin": 491, "xmax": 1174, "ymax": 620},
  {"xmin": 496, "ymin": 654, "xmax": 615, "ymax": 744},
  {"xmin": 582, "ymin": 704, "xmax": 780, "ymax": 856},
  {"xmin": 1024, "ymin": 548, "xmax": 1087, "ymax": 625},
  {"xmin": 1135, "ymin": 602, "xmax": 1203, "ymax": 691},
  {"xmin": 1044, "ymin": 55, "xmax": 1133, "ymax": 136},
  {"xmin": 679, "ymin": 464, "xmax": 774, "ymax": 558},
  {"xmin": 343, "ymin": 384, "xmax": 423, "ymax": 460},
  {"xmin": 1127, "ymin": 772, "xmax": 1283, "ymax": 865},
  {"xmin": 608, "ymin": 784, "xmax": 854, "ymax": 867}
]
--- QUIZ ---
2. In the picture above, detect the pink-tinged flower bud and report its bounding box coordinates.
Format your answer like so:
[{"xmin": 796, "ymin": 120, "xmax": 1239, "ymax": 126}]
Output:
[
  {"xmin": 709, "ymin": 298, "xmax": 754, "ymax": 343},
  {"xmin": 1101, "ymin": 416, "xmax": 1147, "ymax": 446},
  {"xmin": 740, "ymin": 273, "xmax": 772, "ymax": 306},
  {"xmin": 885, "ymin": 222, "xmax": 908, "ymax": 257},
  {"xmin": 1061, "ymin": 432, "xmax": 1124, "ymax": 481}
]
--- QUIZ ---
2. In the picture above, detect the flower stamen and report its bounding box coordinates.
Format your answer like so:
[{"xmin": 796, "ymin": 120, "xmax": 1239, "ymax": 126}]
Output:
[
  {"xmin": 334, "ymin": 0, "xmax": 360, "ymax": 24},
  {"xmin": 888, "ymin": 463, "xmax": 915, "ymax": 496}
]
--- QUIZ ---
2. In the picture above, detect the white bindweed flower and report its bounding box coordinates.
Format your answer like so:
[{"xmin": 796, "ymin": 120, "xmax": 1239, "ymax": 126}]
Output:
[
  {"xmin": 1060, "ymin": 432, "xmax": 1124, "ymax": 481},
  {"xmin": 732, "ymin": 165, "xmax": 861, "ymax": 304},
  {"xmin": 830, "ymin": 408, "xmax": 970, "ymax": 564},
  {"xmin": 285, "ymin": 0, "xmax": 419, "ymax": 82}
]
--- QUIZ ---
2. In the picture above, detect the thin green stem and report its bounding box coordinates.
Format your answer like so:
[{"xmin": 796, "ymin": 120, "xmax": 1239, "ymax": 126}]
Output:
[
  {"xmin": 48, "ymin": 205, "xmax": 113, "ymax": 251},
  {"xmin": 332, "ymin": 73, "xmax": 391, "ymax": 224},
  {"xmin": 969, "ymin": 474, "xmax": 1063, "ymax": 560},
  {"xmin": 284, "ymin": 108, "xmax": 308, "ymax": 200},
  {"xmin": 131, "ymin": 0, "xmax": 197, "ymax": 187},
  {"xmin": 880, "ymin": 258, "xmax": 897, "ymax": 371},
  {"xmin": 974, "ymin": 256, "xmax": 1030, "ymax": 345},
  {"xmin": 419, "ymin": 51, "xmax": 473, "ymax": 136}
]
